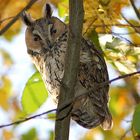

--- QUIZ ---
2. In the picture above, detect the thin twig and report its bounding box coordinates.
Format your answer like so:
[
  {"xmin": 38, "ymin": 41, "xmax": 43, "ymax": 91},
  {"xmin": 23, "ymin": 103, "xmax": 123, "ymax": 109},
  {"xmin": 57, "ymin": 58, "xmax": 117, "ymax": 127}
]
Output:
[
  {"xmin": 111, "ymin": 32, "xmax": 140, "ymax": 47},
  {"xmin": 84, "ymin": 23, "xmax": 140, "ymax": 35},
  {"xmin": 121, "ymin": 14, "xmax": 134, "ymax": 27},
  {"xmin": 120, "ymin": 127, "xmax": 132, "ymax": 140},
  {"xmin": 98, "ymin": 70, "xmax": 140, "ymax": 88},
  {"xmin": 99, "ymin": 31, "xmax": 136, "ymax": 35},
  {"xmin": 123, "ymin": 119, "xmax": 132, "ymax": 123},
  {"xmin": 0, "ymin": 109, "xmax": 56, "ymax": 128},
  {"xmin": 0, "ymin": 16, "xmax": 15, "ymax": 25},
  {"xmin": 83, "ymin": 17, "xmax": 97, "ymax": 35},
  {"xmin": 129, "ymin": 0, "xmax": 140, "ymax": 20},
  {"xmin": 0, "ymin": 70, "xmax": 139, "ymax": 129},
  {"xmin": 94, "ymin": 23, "xmax": 140, "ymax": 28},
  {"xmin": 84, "ymin": 23, "xmax": 140, "ymax": 37},
  {"xmin": 110, "ymin": 70, "xmax": 140, "ymax": 83},
  {"xmin": 0, "ymin": 0, "xmax": 38, "ymax": 35},
  {"xmin": 121, "ymin": 13, "xmax": 140, "ymax": 34}
]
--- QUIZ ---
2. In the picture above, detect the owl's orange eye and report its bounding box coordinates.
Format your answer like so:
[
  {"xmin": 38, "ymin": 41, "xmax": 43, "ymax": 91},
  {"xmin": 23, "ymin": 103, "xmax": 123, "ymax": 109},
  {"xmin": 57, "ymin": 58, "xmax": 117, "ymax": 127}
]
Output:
[
  {"xmin": 52, "ymin": 29, "xmax": 57, "ymax": 33},
  {"xmin": 50, "ymin": 25, "xmax": 57, "ymax": 35},
  {"xmin": 33, "ymin": 35, "xmax": 41, "ymax": 41}
]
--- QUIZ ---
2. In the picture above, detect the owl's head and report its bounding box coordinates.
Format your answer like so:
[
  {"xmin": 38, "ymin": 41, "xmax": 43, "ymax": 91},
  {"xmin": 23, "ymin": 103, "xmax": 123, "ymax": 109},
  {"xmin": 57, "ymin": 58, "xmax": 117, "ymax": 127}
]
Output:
[{"xmin": 22, "ymin": 4, "xmax": 67, "ymax": 54}]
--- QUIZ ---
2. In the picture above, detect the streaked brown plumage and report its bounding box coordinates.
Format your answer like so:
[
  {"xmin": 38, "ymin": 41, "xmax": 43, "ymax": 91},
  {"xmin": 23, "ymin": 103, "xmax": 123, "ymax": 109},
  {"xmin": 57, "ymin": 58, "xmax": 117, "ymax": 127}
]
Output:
[{"xmin": 22, "ymin": 3, "xmax": 113, "ymax": 130}]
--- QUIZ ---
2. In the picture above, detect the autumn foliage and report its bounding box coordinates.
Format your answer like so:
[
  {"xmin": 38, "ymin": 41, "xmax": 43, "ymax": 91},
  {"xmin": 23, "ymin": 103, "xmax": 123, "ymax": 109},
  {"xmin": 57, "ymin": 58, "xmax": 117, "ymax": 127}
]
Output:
[{"xmin": 0, "ymin": 0, "xmax": 140, "ymax": 140}]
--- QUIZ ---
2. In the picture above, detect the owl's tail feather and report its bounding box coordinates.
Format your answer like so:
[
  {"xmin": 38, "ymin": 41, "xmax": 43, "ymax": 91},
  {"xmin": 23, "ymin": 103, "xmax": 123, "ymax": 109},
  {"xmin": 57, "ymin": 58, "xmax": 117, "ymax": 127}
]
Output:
[
  {"xmin": 101, "ymin": 107, "xmax": 113, "ymax": 130},
  {"xmin": 71, "ymin": 95, "xmax": 113, "ymax": 130}
]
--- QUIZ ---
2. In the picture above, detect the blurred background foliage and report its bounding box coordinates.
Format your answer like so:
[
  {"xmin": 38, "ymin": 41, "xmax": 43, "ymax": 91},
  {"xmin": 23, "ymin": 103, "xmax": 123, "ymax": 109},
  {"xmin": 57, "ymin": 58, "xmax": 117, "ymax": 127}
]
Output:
[{"xmin": 0, "ymin": 0, "xmax": 140, "ymax": 140}]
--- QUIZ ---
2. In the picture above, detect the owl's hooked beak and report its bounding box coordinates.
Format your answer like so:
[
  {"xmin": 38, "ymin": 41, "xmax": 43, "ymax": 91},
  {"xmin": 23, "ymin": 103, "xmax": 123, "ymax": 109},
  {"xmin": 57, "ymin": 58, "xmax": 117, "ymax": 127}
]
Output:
[{"xmin": 44, "ymin": 39, "xmax": 52, "ymax": 49}]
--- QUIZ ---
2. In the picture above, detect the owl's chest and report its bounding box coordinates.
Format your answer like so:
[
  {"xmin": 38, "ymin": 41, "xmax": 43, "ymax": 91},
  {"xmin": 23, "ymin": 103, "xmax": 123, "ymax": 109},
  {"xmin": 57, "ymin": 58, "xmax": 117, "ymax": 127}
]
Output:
[{"xmin": 41, "ymin": 44, "xmax": 67, "ymax": 98}]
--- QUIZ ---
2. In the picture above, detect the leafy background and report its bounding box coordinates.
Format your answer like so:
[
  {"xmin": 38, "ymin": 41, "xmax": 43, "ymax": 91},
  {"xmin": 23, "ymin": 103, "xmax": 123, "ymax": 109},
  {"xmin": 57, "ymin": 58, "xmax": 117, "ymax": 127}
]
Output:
[{"xmin": 0, "ymin": 0, "xmax": 140, "ymax": 139}]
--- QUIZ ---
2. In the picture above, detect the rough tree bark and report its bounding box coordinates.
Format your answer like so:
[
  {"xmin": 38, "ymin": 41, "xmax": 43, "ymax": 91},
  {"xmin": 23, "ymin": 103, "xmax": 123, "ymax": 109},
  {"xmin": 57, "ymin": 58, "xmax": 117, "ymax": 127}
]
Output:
[{"xmin": 55, "ymin": 0, "xmax": 84, "ymax": 140}]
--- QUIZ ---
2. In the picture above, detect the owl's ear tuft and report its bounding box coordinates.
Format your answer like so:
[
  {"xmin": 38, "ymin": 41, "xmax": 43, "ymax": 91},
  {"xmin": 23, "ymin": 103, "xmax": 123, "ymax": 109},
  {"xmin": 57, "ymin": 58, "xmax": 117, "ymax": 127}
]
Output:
[
  {"xmin": 21, "ymin": 11, "xmax": 34, "ymax": 26},
  {"xmin": 43, "ymin": 3, "xmax": 52, "ymax": 19}
]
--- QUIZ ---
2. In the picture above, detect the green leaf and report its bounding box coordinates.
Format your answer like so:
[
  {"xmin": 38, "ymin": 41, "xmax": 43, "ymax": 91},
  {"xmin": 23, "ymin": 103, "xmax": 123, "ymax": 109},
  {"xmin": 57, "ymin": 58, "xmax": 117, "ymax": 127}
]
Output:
[
  {"xmin": 105, "ymin": 42, "xmax": 120, "ymax": 53},
  {"xmin": 47, "ymin": 113, "xmax": 56, "ymax": 121},
  {"xmin": 133, "ymin": 104, "xmax": 140, "ymax": 135},
  {"xmin": 87, "ymin": 29, "xmax": 102, "ymax": 53},
  {"xmin": 22, "ymin": 71, "xmax": 48, "ymax": 114},
  {"xmin": 21, "ymin": 128, "xmax": 38, "ymax": 140},
  {"xmin": 58, "ymin": 0, "xmax": 68, "ymax": 17},
  {"xmin": 48, "ymin": 131, "xmax": 54, "ymax": 140},
  {"xmin": 58, "ymin": 4, "xmax": 66, "ymax": 17},
  {"xmin": 105, "ymin": 37, "xmax": 121, "ymax": 53}
]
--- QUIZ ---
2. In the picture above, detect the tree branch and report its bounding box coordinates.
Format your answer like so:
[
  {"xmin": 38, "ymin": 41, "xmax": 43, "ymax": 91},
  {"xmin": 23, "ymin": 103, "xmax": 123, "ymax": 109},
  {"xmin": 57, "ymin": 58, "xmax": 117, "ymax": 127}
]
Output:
[
  {"xmin": 0, "ymin": 0, "xmax": 38, "ymax": 35},
  {"xmin": 121, "ymin": 13, "xmax": 140, "ymax": 34},
  {"xmin": 0, "ymin": 71, "xmax": 139, "ymax": 129},
  {"xmin": 55, "ymin": 0, "xmax": 84, "ymax": 140}
]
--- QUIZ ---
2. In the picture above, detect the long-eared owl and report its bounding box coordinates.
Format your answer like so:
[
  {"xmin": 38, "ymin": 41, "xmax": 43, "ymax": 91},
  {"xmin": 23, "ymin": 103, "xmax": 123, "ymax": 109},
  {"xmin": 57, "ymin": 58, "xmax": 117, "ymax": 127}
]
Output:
[{"xmin": 22, "ymin": 3, "xmax": 113, "ymax": 130}]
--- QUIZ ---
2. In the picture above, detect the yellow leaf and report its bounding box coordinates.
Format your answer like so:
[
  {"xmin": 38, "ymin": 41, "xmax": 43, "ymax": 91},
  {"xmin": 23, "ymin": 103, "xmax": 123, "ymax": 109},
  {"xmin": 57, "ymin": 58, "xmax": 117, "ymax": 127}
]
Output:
[
  {"xmin": 0, "ymin": 49, "xmax": 13, "ymax": 66},
  {"xmin": 110, "ymin": 87, "xmax": 134, "ymax": 116},
  {"xmin": 0, "ymin": 92, "xmax": 9, "ymax": 110},
  {"xmin": 3, "ymin": 130, "xmax": 14, "ymax": 140},
  {"xmin": 0, "ymin": 0, "xmax": 45, "ymax": 39},
  {"xmin": 131, "ymin": 33, "xmax": 140, "ymax": 45},
  {"xmin": 0, "ymin": 76, "xmax": 12, "ymax": 110},
  {"xmin": 83, "ymin": 0, "xmax": 129, "ymax": 35}
]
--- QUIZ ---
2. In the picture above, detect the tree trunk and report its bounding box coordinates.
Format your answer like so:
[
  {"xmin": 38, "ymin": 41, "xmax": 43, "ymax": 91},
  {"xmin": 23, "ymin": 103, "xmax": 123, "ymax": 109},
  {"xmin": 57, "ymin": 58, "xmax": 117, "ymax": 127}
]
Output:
[{"xmin": 55, "ymin": 0, "xmax": 84, "ymax": 140}]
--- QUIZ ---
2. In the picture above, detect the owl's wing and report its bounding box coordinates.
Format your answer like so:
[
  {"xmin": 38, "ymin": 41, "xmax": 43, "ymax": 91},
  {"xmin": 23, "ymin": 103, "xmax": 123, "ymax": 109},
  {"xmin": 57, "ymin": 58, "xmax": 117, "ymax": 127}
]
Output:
[
  {"xmin": 79, "ymin": 39, "xmax": 109, "ymax": 103},
  {"xmin": 73, "ymin": 39, "xmax": 112, "ymax": 130}
]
